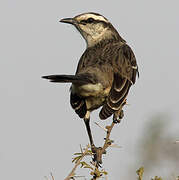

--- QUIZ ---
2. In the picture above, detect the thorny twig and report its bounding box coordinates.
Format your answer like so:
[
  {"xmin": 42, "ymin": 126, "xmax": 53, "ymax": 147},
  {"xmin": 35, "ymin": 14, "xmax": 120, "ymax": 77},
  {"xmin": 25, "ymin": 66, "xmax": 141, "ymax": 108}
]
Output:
[
  {"xmin": 91, "ymin": 121, "xmax": 115, "ymax": 179},
  {"xmin": 91, "ymin": 104, "xmax": 125, "ymax": 179},
  {"xmin": 94, "ymin": 122, "xmax": 108, "ymax": 132},
  {"xmin": 64, "ymin": 144, "xmax": 90, "ymax": 180},
  {"xmin": 65, "ymin": 102, "xmax": 125, "ymax": 179}
]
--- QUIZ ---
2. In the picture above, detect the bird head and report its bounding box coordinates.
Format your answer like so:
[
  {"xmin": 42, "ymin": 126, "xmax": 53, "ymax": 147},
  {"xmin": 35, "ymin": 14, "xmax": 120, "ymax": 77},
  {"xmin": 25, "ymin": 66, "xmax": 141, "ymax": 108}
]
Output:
[{"xmin": 60, "ymin": 12, "xmax": 120, "ymax": 47}]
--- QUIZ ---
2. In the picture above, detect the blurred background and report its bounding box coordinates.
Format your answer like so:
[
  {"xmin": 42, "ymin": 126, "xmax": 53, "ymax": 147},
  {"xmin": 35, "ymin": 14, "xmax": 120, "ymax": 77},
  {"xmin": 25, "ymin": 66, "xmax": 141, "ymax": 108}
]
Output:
[{"xmin": 0, "ymin": 0, "xmax": 179, "ymax": 179}]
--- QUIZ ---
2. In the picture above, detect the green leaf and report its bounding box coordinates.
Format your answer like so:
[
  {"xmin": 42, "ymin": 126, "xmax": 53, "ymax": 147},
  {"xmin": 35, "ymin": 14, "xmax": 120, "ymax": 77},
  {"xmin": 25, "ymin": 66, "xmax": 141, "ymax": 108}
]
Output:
[
  {"xmin": 74, "ymin": 153, "xmax": 83, "ymax": 155},
  {"xmin": 80, "ymin": 161, "xmax": 93, "ymax": 170},
  {"xmin": 72, "ymin": 156, "xmax": 81, "ymax": 163}
]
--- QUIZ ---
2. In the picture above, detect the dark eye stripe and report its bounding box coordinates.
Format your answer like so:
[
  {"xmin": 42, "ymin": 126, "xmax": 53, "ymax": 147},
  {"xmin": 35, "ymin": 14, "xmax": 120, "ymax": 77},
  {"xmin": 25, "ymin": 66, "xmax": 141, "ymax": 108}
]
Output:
[
  {"xmin": 80, "ymin": 18, "xmax": 109, "ymax": 27},
  {"xmin": 80, "ymin": 18, "xmax": 94, "ymax": 25}
]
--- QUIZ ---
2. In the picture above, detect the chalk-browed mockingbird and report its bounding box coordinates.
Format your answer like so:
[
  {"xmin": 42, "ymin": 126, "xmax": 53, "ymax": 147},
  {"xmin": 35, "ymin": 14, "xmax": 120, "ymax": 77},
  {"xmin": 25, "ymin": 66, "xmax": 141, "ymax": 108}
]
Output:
[{"xmin": 42, "ymin": 12, "xmax": 139, "ymax": 151}]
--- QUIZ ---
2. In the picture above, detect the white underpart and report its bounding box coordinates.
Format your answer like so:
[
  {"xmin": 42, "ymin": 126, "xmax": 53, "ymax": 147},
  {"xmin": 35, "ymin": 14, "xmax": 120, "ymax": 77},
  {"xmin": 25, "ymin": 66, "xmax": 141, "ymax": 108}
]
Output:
[
  {"xmin": 86, "ymin": 27, "xmax": 112, "ymax": 47},
  {"xmin": 79, "ymin": 24, "xmax": 113, "ymax": 47},
  {"xmin": 72, "ymin": 83, "xmax": 104, "ymax": 97}
]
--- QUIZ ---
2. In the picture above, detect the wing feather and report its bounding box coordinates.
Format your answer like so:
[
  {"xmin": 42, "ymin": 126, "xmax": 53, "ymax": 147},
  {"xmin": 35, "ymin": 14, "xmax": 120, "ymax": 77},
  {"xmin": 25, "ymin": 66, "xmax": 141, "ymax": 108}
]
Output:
[{"xmin": 99, "ymin": 44, "xmax": 138, "ymax": 120}]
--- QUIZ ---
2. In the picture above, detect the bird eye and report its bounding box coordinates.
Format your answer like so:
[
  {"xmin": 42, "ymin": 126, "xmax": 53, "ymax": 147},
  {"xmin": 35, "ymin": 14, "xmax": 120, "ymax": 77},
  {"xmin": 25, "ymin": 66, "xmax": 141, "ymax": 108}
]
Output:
[
  {"xmin": 80, "ymin": 18, "xmax": 94, "ymax": 25},
  {"xmin": 86, "ymin": 18, "xmax": 94, "ymax": 23}
]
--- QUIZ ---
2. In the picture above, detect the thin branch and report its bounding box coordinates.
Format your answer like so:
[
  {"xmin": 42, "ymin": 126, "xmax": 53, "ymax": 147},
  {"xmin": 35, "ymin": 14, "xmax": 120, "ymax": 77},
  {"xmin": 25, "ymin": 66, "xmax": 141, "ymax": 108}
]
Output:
[
  {"xmin": 64, "ymin": 144, "xmax": 90, "ymax": 180},
  {"xmin": 91, "ymin": 104, "xmax": 125, "ymax": 179},
  {"xmin": 102, "ymin": 121, "xmax": 115, "ymax": 151},
  {"xmin": 65, "ymin": 103, "xmax": 126, "ymax": 179},
  {"xmin": 90, "ymin": 121, "xmax": 116, "ymax": 179},
  {"xmin": 80, "ymin": 144, "xmax": 83, "ymax": 154},
  {"xmin": 109, "ymin": 143, "xmax": 122, "ymax": 148},
  {"xmin": 93, "ymin": 121, "xmax": 115, "ymax": 165},
  {"xmin": 94, "ymin": 122, "xmax": 108, "ymax": 132}
]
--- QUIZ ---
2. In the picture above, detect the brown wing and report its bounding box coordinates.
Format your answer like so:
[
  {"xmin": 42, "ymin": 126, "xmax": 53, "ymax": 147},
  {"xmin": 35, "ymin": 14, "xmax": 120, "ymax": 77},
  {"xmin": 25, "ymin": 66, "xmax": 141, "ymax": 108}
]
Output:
[{"xmin": 99, "ymin": 44, "xmax": 138, "ymax": 120}]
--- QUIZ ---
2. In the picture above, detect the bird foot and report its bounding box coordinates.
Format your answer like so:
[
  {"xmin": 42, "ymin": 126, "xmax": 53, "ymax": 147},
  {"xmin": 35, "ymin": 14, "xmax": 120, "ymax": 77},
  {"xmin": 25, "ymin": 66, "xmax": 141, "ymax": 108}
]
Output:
[
  {"xmin": 113, "ymin": 109, "xmax": 124, "ymax": 123},
  {"xmin": 91, "ymin": 146, "xmax": 106, "ymax": 166}
]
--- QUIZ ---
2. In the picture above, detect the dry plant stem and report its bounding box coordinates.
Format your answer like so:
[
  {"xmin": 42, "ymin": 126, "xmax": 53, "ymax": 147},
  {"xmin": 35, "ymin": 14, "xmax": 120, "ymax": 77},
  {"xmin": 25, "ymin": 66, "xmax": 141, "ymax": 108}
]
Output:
[
  {"xmin": 99, "ymin": 105, "xmax": 126, "ymax": 161},
  {"xmin": 102, "ymin": 122, "xmax": 115, "ymax": 151},
  {"xmin": 91, "ymin": 121, "xmax": 115, "ymax": 180},
  {"xmin": 64, "ymin": 145, "xmax": 90, "ymax": 180},
  {"xmin": 91, "ymin": 104, "xmax": 125, "ymax": 179},
  {"xmin": 94, "ymin": 122, "xmax": 107, "ymax": 132},
  {"xmin": 93, "ymin": 121, "xmax": 115, "ymax": 164}
]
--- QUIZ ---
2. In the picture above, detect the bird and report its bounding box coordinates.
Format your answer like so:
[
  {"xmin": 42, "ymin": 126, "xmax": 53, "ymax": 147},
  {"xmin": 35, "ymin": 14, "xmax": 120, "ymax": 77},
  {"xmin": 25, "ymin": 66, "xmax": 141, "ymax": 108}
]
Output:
[{"xmin": 42, "ymin": 12, "xmax": 139, "ymax": 155}]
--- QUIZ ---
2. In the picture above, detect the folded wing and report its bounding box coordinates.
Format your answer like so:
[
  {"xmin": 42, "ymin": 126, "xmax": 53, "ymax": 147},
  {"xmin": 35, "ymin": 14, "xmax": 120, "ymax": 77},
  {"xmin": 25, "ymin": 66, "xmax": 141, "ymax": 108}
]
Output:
[{"xmin": 99, "ymin": 44, "xmax": 139, "ymax": 120}]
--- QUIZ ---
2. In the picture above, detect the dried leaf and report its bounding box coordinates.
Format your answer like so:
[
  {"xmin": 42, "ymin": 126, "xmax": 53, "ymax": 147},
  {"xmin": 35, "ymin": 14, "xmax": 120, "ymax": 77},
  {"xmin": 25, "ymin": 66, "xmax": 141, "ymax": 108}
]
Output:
[
  {"xmin": 136, "ymin": 167, "xmax": 144, "ymax": 180},
  {"xmin": 105, "ymin": 126, "xmax": 111, "ymax": 130},
  {"xmin": 80, "ymin": 161, "xmax": 93, "ymax": 170},
  {"xmin": 72, "ymin": 156, "xmax": 81, "ymax": 163},
  {"xmin": 101, "ymin": 170, "xmax": 108, "ymax": 175},
  {"xmin": 152, "ymin": 176, "xmax": 162, "ymax": 180},
  {"xmin": 74, "ymin": 153, "xmax": 82, "ymax": 155},
  {"xmin": 95, "ymin": 167, "xmax": 102, "ymax": 177}
]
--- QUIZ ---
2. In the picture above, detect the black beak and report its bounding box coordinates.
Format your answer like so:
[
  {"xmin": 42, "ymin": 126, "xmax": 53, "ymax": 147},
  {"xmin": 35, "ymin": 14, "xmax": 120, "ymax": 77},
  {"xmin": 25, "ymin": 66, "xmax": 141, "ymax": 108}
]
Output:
[{"xmin": 60, "ymin": 18, "xmax": 76, "ymax": 25}]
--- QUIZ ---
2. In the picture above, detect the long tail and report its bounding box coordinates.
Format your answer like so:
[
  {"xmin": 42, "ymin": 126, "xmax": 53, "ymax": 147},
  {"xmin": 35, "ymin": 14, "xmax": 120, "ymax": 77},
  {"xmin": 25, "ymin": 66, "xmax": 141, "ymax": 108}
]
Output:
[{"xmin": 42, "ymin": 74, "xmax": 94, "ymax": 84}]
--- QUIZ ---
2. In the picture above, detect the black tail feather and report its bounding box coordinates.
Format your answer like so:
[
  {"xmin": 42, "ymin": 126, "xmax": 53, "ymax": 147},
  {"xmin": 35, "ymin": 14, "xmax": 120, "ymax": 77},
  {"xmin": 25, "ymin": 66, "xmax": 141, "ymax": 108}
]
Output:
[{"xmin": 42, "ymin": 74, "xmax": 94, "ymax": 84}]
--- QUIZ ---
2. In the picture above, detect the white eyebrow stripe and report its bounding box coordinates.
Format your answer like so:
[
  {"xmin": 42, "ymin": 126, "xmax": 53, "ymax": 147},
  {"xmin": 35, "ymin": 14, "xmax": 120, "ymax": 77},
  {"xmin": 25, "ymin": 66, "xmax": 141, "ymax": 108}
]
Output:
[{"xmin": 77, "ymin": 14, "xmax": 108, "ymax": 23}]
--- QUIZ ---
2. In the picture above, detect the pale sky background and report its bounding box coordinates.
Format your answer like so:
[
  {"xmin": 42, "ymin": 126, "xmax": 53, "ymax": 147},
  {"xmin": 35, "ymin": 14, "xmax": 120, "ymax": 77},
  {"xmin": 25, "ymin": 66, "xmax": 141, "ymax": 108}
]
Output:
[{"xmin": 0, "ymin": 0, "xmax": 179, "ymax": 179}]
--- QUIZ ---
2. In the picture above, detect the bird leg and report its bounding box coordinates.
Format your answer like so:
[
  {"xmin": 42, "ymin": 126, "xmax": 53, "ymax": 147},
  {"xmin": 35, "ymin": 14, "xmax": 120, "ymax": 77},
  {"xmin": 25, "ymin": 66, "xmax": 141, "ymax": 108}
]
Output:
[
  {"xmin": 84, "ymin": 117, "xmax": 95, "ymax": 148},
  {"xmin": 84, "ymin": 112, "xmax": 103, "ymax": 165},
  {"xmin": 113, "ymin": 109, "xmax": 124, "ymax": 123}
]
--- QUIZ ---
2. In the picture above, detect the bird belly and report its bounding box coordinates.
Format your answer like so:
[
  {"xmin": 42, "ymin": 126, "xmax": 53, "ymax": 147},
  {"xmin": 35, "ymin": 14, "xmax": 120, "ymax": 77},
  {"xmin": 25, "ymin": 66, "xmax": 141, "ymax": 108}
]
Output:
[
  {"xmin": 71, "ymin": 83, "xmax": 104, "ymax": 97},
  {"xmin": 71, "ymin": 83, "xmax": 110, "ymax": 111}
]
